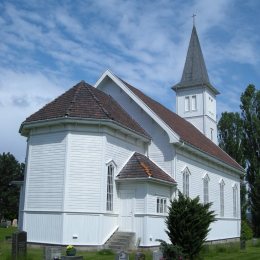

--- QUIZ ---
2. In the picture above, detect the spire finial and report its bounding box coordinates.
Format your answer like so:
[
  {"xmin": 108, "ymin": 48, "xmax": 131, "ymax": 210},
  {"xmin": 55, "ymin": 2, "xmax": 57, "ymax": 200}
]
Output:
[{"xmin": 192, "ymin": 13, "xmax": 196, "ymax": 26}]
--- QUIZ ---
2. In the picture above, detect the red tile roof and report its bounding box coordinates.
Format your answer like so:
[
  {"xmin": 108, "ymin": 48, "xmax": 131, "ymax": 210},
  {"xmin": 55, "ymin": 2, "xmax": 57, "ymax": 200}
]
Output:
[
  {"xmin": 117, "ymin": 152, "xmax": 176, "ymax": 184},
  {"xmin": 118, "ymin": 78, "xmax": 244, "ymax": 172},
  {"xmin": 22, "ymin": 81, "xmax": 149, "ymax": 138}
]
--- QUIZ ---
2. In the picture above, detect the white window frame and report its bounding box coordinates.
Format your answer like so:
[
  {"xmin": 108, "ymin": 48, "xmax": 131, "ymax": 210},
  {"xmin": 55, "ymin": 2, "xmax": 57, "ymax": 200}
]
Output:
[
  {"xmin": 156, "ymin": 197, "xmax": 167, "ymax": 214},
  {"xmin": 191, "ymin": 95, "xmax": 197, "ymax": 111},
  {"xmin": 219, "ymin": 179, "xmax": 225, "ymax": 217},
  {"xmin": 233, "ymin": 184, "xmax": 238, "ymax": 218},
  {"xmin": 106, "ymin": 163, "xmax": 115, "ymax": 211},
  {"xmin": 203, "ymin": 174, "xmax": 210, "ymax": 204},
  {"xmin": 182, "ymin": 167, "xmax": 191, "ymax": 197},
  {"xmin": 184, "ymin": 96, "xmax": 190, "ymax": 112}
]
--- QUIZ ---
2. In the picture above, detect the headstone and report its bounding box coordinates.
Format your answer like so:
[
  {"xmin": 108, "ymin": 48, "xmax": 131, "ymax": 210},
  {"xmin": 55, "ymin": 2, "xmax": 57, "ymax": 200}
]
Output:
[
  {"xmin": 6, "ymin": 220, "xmax": 12, "ymax": 227},
  {"xmin": 115, "ymin": 251, "xmax": 129, "ymax": 260},
  {"xmin": 240, "ymin": 239, "xmax": 246, "ymax": 250},
  {"xmin": 153, "ymin": 250, "xmax": 163, "ymax": 260},
  {"xmin": 252, "ymin": 238, "xmax": 258, "ymax": 246},
  {"xmin": 12, "ymin": 231, "xmax": 27, "ymax": 260},
  {"xmin": 0, "ymin": 221, "xmax": 7, "ymax": 228},
  {"xmin": 12, "ymin": 219, "xmax": 18, "ymax": 227},
  {"xmin": 44, "ymin": 246, "xmax": 62, "ymax": 260},
  {"xmin": 135, "ymin": 251, "xmax": 145, "ymax": 260}
]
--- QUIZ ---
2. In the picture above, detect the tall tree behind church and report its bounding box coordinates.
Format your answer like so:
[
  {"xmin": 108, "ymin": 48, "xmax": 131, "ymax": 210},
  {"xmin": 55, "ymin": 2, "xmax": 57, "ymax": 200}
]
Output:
[
  {"xmin": 240, "ymin": 85, "xmax": 260, "ymax": 236},
  {"xmin": 218, "ymin": 112, "xmax": 247, "ymax": 220},
  {"xmin": 218, "ymin": 84, "xmax": 260, "ymax": 235},
  {"xmin": 0, "ymin": 152, "xmax": 24, "ymax": 221}
]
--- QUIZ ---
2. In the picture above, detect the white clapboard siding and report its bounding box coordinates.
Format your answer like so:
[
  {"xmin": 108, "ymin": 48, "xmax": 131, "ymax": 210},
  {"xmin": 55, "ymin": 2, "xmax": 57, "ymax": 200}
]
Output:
[
  {"xmin": 26, "ymin": 132, "xmax": 66, "ymax": 211},
  {"xmin": 105, "ymin": 134, "xmax": 145, "ymax": 213},
  {"xmin": 66, "ymin": 132, "xmax": 103, "ymax": 211},
  {"xmin": 176, "ymin": 151, "xmax": 241, "ymax": 241},
  {"xmin": 25, "ymin": 212, "xmax": 63, "ymax": 244},
  {"xmin": 100, "ymin": 80, "xmax": 173, "ymax": 176},
  {"xmin": 147, "ymin": 183, "xmax": 171, "ymax": 214},
  {"xmin": 63, "ymin": 213, "xmax": 100, "ymax": 245}
]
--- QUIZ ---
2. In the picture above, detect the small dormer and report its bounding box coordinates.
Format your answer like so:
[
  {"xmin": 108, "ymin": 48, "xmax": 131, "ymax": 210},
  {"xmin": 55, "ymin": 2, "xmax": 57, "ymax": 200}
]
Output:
[{"xmin": 172, "ymin": 26, "xmax": 219, "ymax": 144}]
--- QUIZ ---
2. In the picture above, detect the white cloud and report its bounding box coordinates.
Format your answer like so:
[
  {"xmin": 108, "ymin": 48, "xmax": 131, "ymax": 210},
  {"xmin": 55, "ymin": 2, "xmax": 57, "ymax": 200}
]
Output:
[{"xmin": 0, "ymin": 0, "xmax": 259, "ymax": 161}]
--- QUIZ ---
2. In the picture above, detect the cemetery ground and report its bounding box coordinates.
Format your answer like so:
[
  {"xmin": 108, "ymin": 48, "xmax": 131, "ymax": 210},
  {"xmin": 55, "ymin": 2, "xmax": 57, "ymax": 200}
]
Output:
[{"xmin": 1, "ymin": 227, "xmax": 260, "ymax": 259}]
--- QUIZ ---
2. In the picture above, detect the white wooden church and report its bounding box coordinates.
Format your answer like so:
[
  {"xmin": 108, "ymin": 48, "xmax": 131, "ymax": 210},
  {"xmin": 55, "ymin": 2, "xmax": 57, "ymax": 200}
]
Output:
[{"xmin": 18, "ymin": 26, "xmax": 244, "ymax": 247}]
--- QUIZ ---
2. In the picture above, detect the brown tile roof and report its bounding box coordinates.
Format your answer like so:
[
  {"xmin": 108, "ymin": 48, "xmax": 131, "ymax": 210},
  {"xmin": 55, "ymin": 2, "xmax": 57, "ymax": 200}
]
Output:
[
  {"xmin": 118, "ymin": 78, "xmax": 244, "ymax": 172},
  {"xmin": 117, "ymin": 152, "xmax": 176, "ymax": 184},
  {"xmin": 23, "ymin": 81, "xmax": 149, "ymax": 138}
]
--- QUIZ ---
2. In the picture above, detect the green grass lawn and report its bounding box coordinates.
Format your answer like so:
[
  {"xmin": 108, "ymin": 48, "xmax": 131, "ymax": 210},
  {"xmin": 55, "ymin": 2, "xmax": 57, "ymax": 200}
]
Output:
[{"xmin": 1, "ymin": 227, "xmax": 260, "ymax": 259}]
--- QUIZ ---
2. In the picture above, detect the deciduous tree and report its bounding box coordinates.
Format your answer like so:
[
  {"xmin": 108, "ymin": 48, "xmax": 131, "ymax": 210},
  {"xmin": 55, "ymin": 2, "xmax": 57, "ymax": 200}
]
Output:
[{"xmin": 0, "ymin": 152, "xmax": 24, "ymax": 221}]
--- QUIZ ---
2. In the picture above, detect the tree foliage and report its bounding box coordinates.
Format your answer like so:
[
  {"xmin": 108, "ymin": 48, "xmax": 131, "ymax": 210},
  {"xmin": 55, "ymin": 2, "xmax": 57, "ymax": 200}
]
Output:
[
  {"xmin": 0, "ymin": 152, "xmax": 24, "ymax": 220},
  {"xmin": 218, "ymin": 112, "xmax": 247, "ymax": 220},
  {"xmin": 218, "ymin": 112, "xmax": 246, "ymax": 167},
  {"xmin": 218, "ymin": 84, "xmax": 260, "ymax": 236},
  {"xmin": 163, "ymin": 191, "xmax": 216, "ymax": 259}
]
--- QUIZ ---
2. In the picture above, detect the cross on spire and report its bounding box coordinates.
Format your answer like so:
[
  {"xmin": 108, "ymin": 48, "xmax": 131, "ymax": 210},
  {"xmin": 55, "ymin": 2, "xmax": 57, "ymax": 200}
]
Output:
[{"xmin": 192, "ymin": 14, "xmax": 196, "ymax": 26}]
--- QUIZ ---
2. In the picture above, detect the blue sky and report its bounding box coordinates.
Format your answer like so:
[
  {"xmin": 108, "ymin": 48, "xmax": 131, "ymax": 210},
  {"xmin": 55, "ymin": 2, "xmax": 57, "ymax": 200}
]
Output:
[{"xmin": 0, "ymin": 0, "xmax": 259, "ymax": 162}]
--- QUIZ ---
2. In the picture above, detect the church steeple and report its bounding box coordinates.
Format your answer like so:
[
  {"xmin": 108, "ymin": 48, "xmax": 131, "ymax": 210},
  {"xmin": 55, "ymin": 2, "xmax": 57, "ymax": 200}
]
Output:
[
  {"xmin": 172, "ymin": 25, "xmax": 219, "ymax": 144},
  {"xmin": 173, "ymin": 26, "xmax": 219, "ymax": 94}
]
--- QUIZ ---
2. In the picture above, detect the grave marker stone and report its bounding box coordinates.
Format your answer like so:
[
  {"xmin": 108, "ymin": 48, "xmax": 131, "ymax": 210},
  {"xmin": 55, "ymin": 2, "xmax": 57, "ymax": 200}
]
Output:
[
  {"xmin": 153, "ymin": 250, "xmax": 163, "ymax": 260},
  {"xmin": 115, "ymin": 250, "xmax": 129, "ymax": 260},
  {"xmin": 44, "ymin": 246, "xmax": 62, "ymax": 260},
  {"xmin": 12, "ymin": 219, "xmax": 18, "ymax": 227},
  {"xmin": 12, "ymin": 231, "xmax": 27, "ymax": 260},
  {"xmin": 135, "ymin": 251, "xmax": 145, "ymax": 259}
]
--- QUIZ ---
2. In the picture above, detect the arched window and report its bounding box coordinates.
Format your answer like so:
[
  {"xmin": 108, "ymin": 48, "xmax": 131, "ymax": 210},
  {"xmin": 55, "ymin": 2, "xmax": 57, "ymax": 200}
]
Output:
[
  {"xmin": 106, "ymin": 163, "xmax": 114, "ymax": 211},
  {"xmin": 203, "ymin": 174, "xmax": 210, "ymax": 204},
  {"xmin": 233, "ymin": 184, "xmax": 238, "ymax": 217},
  {"xmin": 219, "ymin": 179, "xmax": 225, "ymax": 217},
  {"xmin": 182, "ymin": 167, "xmax": 191, "ymax": 197}
]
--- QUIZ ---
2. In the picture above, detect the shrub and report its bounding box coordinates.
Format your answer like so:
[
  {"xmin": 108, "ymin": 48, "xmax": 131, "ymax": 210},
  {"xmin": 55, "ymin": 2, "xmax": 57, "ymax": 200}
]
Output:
[
  {"xmin": 241, "ymin": 220, "xmax": 253, "ymax": 241},
  {"xmin": 164, "ymin": 191, "xmax": 216, "ymax": 260},
  {"xmin": 157, "ymin": 239, "xmax": 184, "ymax": 259}
]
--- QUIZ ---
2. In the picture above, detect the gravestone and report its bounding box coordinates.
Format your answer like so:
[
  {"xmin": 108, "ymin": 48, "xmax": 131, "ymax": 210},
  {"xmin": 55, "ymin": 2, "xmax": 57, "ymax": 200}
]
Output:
[
  {"xmin": 44, "ymin": 246, "xmax": 62, "ymax": 260},
  {"xmin": 152, "ymin": 250, "xmax": 163, "ymax": 260},
  {"xmin": 12, "ymin": 219, "xmax": 18, "ymax": 227},
  {"xmin": 135, "ymin": 251, "xmax": 145, "ymax": 259},
  {"xmin": 12, "ymin": 231, "xmax": 27, "ymax": 260},
  {"xmin": 115, "ymin": 251, "xmax": 129, "ymax": 260}
]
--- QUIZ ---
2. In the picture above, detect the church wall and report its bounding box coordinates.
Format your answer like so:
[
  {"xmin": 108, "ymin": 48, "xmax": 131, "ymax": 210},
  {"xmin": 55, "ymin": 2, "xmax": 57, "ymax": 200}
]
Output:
[
  {"xmin": 205, "ymin": 89, "xmax": 217, "ymax": 121},
  {"xmin": 117, "ymin": 181, "xmax": 171, "ymax": 247},
  {"xmin": 98, "ymin": 79, "xmax": 174, "ymax": 177},
  {"xmin": 176, "ymin": 151, "xmax": 241, "ymax": 240},
  {"xmin": 104, "ymin": 133, "xmax": 145, "ymax": 213},
  {"xmin": 144, "ymin": 183, "xmax": 172, "ymax": 246},
  {"xmin": 65, "ymin": 131, "xmax": 104, "ymax": 212},
  {"xmin": 25, "ymin": 132, "xmax": 67, "ymax": 211},
  {"xmin": 176, "ymin": 87, "xmax": 204, "ymax": 118},
  {"xmin": 24, "ymin": 212, "xmax": 63, "ymax": 244}
]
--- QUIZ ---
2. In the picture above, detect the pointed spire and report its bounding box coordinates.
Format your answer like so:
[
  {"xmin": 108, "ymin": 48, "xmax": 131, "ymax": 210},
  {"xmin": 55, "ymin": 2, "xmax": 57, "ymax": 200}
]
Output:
[{"xmin": 173, "ymin": 26, "xmax": 219, "ymax": 94}]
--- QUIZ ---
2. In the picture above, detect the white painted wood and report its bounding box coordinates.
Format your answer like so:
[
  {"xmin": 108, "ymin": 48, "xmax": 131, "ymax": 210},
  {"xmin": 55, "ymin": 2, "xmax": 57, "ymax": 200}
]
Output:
[
  {"xmin": 25, "ymin": 132, "xmax": 66, "ymax": 211},
  {"xmin": 65, "ymin": 132, "xmax": 103, "ymax": 211},
  {"xmin": 175, "ymin": 86, "xmax": 218, "ymax": 143},
  {"xmin": 24, "ymin": 212, "xmax": 63, "ymax": 244},
  {"xmin": 99, "ymin": 79, "xmax": 174, "ymax": 177},
  {"xmin": 120, "ymin": 191, "xmax": 134, "ymax": 231}
]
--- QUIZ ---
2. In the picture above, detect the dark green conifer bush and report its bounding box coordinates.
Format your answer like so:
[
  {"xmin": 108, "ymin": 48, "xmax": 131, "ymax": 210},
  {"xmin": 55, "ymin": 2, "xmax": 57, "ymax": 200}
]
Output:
[{"xmin": 160, "ymin": 191, "xmax": 216, "ymax": 259}]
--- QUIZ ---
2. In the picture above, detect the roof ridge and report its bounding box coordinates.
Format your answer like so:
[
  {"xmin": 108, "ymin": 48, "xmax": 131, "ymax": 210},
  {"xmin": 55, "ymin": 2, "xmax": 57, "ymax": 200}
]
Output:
[
  {"xmin": 65, "ymin": 83, "xmax": 84, "ymax": 116},
  {"xmin": 85, "ymin": 84, "xmax": 112, "ymax": 119}
]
